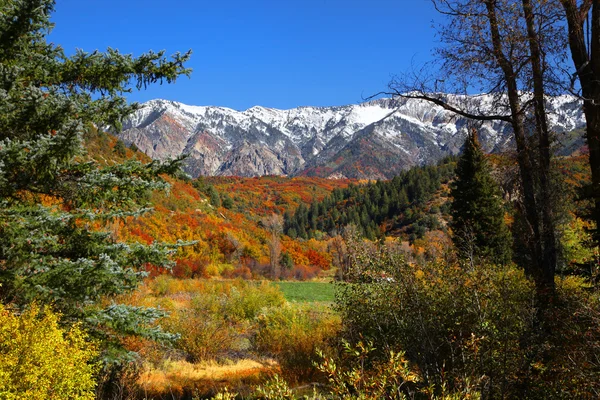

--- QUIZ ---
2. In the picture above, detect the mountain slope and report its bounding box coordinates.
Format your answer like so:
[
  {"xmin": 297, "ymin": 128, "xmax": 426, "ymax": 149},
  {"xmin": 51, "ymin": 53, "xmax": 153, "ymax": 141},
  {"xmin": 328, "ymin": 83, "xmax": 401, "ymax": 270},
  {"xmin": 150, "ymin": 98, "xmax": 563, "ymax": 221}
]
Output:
[{"xmin": 118, "ymin": 95, "xmax": 586, "ymax": 179}]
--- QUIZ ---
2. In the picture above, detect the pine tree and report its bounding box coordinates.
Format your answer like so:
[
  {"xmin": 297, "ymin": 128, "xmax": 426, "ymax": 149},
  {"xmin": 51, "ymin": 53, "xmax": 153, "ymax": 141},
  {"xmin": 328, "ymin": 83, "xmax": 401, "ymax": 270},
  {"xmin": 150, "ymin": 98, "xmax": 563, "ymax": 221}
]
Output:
[
  {"xmin": 0, "ymin": 0, "xmax": 191, "ymax": 362},
  {"xmin": 207, "ymin": 185, "xmax": 221, "ymax": 207},
  {"xmin": 450, "ymin": 131, "xmax": 512, "ymax": 265}
]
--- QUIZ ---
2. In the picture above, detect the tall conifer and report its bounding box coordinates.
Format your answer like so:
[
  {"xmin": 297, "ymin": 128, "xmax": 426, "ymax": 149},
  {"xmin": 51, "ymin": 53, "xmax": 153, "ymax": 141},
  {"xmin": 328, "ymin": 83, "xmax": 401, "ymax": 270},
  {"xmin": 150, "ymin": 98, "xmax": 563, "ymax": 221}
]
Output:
[
  {"xmin": 450, "ymin": 130, "xmax": 512, "ymax": 264},
  {"xmin": 0, "ymin": 0, "xmax": 191, "ymax": 362}
]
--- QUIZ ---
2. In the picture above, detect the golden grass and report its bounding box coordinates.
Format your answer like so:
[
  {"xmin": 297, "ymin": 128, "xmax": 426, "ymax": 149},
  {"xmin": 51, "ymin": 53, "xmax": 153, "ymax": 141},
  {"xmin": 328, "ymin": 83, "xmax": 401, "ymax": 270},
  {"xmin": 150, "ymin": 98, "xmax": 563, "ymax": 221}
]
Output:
[{"xmin": 138, "ymin": 358, "xmax": 277, "ymax": 398}]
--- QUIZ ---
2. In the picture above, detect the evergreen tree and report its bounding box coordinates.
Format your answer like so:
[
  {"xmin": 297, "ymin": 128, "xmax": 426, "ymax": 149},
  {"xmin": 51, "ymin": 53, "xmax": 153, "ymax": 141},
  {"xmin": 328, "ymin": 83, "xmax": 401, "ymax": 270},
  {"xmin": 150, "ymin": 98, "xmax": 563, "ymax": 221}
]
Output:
[
  {"xmin": 113, "ymin": 139, "xmax": 127, "ymax": 157},
  {"xmin": 283, "ymin": 158, "xmax": 457, "ymax": 239},
  {"xmin": 207, "ymin": 185, "xmax": 221, "ymax": 207},
  {"xmin": 450, "ymin": 131, "xmax": 512, "ymax": 264},
  {"xmin": 221, "ymin": 192, "xmax": 234, "ymax": 209},
  {"xmin": 0, "ymin": 0, "xmax": 191, "ymax": 362}
]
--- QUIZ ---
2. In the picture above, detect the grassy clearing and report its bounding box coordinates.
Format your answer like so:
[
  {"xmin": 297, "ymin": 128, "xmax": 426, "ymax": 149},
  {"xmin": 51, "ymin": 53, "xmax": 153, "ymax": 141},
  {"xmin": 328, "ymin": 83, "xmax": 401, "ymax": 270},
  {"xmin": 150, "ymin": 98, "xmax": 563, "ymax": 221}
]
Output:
[
  {"xmin": 273, "ymin": 281, "xmax": 336, "ymax": 303},
  {"xmin": 119, "ymin": 277, "xmax": 340, "ymax": 397}
]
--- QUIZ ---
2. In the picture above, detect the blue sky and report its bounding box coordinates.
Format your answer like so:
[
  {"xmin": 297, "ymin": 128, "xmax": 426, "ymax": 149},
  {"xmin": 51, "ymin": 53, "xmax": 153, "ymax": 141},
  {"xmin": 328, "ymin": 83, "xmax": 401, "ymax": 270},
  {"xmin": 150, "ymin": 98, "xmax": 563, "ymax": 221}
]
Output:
[{"xmin": 49, "ymin": 1, "xmax": 439, "ymax": 110}]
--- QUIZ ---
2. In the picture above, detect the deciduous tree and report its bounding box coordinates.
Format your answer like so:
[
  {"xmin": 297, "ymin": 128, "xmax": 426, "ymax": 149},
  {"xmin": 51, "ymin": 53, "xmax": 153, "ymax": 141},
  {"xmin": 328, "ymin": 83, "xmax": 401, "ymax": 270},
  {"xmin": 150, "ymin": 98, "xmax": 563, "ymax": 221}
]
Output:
[
  {"xmin": 263, "ymin": 213, "xmax": 284, "ymax": 279},
  {"xmin": 0, "ymin": 304, "xmax": 98, "ymax": 399},
  {"xmin": 381, "ymin": 0, "xmax": 563, "ymax": 293},
  {"xmin": 560, "ymin": 1, "xmax": 600, "ymax": 250}
]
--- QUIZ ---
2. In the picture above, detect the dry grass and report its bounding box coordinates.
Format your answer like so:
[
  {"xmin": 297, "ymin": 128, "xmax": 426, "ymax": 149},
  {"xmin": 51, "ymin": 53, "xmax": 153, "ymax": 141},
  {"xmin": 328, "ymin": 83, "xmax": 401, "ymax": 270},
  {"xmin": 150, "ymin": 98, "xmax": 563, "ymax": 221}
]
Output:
[
  {"xmin": 115, "ymin": 278, "xmax": 337, "ymax": 397},
  {"xmin": 138, "ymin": 358, "xmax": 277, "ymax": 398}
]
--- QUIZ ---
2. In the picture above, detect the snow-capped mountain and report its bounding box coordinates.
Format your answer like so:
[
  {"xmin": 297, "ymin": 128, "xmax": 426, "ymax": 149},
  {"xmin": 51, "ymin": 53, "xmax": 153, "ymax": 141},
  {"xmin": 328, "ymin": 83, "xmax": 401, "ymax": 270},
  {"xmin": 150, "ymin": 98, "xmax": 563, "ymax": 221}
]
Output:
[{"xmin": 118, "ymin": 95, "xmax": 586, "ymax": 179}]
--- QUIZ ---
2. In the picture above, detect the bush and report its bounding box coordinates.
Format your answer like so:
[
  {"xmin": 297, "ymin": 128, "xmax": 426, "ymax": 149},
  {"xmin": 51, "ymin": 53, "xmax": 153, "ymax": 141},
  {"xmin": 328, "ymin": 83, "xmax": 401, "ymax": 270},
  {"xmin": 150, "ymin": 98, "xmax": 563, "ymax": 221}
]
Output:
[
  {"xmin": 226, "ymin": 265, "xmax": 254, "ymax": 279},
  {"xmin": 160, "ymin": 279, "xmax": 285, "ymax": 362},
  {"xmin": 219, "ymin": 340, "xmax": 477, "ymax": 399},
  {"xmin": 337, "ymin": 240, "xmax": 536, "ymax": 397},
  {"xmin": 172, "ymin": 258, "xmax": 209, "ymax": 279},
  {"xmin": 314, "ymin": 340, "xmax": 423, "ymax": 400},
  {"xmin": 253, "ymin": 374, "xmax": 294, "ymax": 399},
  {"xmin": 279, "ymin": 264, "xmax": 321, "ymax": 281},
  {"xmin": 336, "ymin": 239, "xmax": 600, "ymax": 398},
  {"xmin": 253, "ymin": 304, "xmax": 340, "ymax": 382},
  {"xmin": 113, "ymin": 139, "xmax": 127, "ymax": 157},
  {"xmin": 224, "ymin": 281, "xmax": 285, "ymax": 321},
  {"xmin": 531, "ymin": 276, "xmax": 600, "ymax": 398},
  {"xmin": 165, "ymin": 306, "xmax": 239, "ymax": 362},
  {"xmin": 0, "ymin": 304, "xmax": 98, "ymax": 399}
]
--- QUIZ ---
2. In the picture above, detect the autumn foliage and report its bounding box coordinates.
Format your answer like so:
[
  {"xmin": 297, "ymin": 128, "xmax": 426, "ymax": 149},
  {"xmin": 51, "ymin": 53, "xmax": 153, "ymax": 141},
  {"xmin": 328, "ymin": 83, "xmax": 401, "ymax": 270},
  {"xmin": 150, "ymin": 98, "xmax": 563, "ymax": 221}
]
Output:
[{"xmin": 0, "ymin": 304, "xmax": 98, "ymax": 400}]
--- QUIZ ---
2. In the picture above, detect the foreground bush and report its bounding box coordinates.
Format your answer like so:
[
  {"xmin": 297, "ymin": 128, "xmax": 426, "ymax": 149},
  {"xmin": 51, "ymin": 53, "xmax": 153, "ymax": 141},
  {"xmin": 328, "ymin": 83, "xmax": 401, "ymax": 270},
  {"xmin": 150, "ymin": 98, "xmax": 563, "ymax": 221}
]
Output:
[
  {"xmin": 149, "ymin": 278, "xmax": 286, "ymax": 362},
  {"xmin": 0, "ymin": 304, "xmax": 98, "ymax": 399},
  {"xmin": 253, "ymin": 303, "xmax": 340, "ymax": 382},
  {"xmin": 212, "ymin": 340, "xmax": 478, "ymax": 400},
  {"xmin": 336, "ymin": 240, "xmax": 600, "ymax": 398},
  {"xmin": 120, "ymin": 277, "xmax": 341, "ymax": 397}
]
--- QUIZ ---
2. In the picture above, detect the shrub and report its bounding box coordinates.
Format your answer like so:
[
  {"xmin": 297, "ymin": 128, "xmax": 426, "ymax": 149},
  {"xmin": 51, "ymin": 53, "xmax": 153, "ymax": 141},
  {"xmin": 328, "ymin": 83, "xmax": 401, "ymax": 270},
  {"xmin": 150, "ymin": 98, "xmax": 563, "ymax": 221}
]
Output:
[
  {"xmin": 336, "ymin": 238, "xmax": 600, "ymax": 398},
  {"xmin": 253, "ymin": 304, "xmax": 340, "ymax": 382},
  {"xmin": 337, "ymin": 240, "xmax": 536, "ymax": 397},
  {"xmin": 279, "ymin": 264, "xmax": 321, "ymax": 281},
  {"xmin": 226, "ymin": 265, "xmax": 254, "ymax": 279},
  {"xmin": 253, "ymin": 374, "xmax": 294, "ymax": 399},
  {"xmin": 219, "ymin": 341, "xmax": 478, "ymax": 399},
  {"xmin": 113, "ymin": 139, "xmax": 127, "ymax": 157},
  {"xmin": 0, "ymin": 304, "xmax": 98, "ymax": 399},
  {"xmin": 279, "ymin": 252, "xmax": 294, "ymax": 270},
  {"xmin": 165, "ymin": 306, "xmax": 239, "ymax": 362},
  {"xmin": 161, "ymin": 279, "xmax": 285, "ymax": 362},
  {"xmin": 530, "ymin": 276, "xmax": 600, "ymax": 398},
  {"xmin": 223, "ymin": 281, "xmax": 285, "ymax": 321},
  {"xmin": 314, "ymin": 340, "xmax": 423, "ymax": 400},
  {"xmin": 172, "ymin": 258, "xmax": 209, "ymax": 279}
]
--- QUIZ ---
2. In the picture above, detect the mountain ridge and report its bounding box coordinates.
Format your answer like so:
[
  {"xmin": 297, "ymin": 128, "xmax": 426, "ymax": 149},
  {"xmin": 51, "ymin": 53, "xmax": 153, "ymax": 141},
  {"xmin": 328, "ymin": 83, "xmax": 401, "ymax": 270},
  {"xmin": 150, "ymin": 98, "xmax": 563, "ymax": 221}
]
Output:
[{"xmin": 118, "ymin": 95, "xmax": 586, "ymax": 179}]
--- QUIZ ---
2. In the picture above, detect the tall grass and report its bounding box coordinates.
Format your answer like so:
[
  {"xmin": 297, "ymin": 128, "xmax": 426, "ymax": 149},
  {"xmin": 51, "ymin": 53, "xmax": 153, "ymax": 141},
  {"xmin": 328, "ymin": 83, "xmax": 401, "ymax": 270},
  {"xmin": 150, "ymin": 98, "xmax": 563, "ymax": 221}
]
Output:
[{"xmin": 118, "ymin": 276, "xmax": 340, "ymax": 398}]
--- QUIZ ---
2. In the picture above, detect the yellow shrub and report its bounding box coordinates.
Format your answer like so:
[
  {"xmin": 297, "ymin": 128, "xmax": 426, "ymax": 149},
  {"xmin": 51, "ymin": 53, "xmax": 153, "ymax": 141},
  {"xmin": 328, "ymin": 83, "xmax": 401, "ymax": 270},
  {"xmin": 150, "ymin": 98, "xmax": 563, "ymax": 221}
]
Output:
[
  {"xmin": 254, "ymin": 304, "xmax": 341, "ymax": 382},
  {"xmin": 164, "ymin": 279, "xmax": 286, "ymax": 361},
  {"xmin": 0, "ymin": 304, "xmax": 98, "ymax": 400}
]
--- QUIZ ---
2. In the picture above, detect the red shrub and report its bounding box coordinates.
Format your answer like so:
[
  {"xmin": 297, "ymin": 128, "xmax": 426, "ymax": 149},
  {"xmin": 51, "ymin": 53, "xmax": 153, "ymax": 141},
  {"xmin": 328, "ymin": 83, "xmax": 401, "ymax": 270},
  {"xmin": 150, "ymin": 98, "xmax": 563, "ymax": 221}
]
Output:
[
  {"xmin": 306, "ymin": 249, "xmax": 331, "ymax": 270},
  {"xmin": 172, "ymin": 258, "xmax": 209, "ymax": 279},
  {"xmin": 224, "ymin": 265, "xmax": 253, "ymax": 280}
]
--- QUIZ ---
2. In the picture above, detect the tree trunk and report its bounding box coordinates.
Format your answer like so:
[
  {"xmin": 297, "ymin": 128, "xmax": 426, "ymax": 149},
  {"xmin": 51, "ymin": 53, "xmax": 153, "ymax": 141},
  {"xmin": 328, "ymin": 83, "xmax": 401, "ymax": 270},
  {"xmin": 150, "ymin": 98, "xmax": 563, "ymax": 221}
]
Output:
[
  {"xmin": 522, "ymin": 0, "xmax": 557, "ymax": 292},
  {"xmin": 561, "ymin": 0, "xmax": 600, "ymax": 252},
  {"xmin": 485, "ymin": 0, "xmax": 547, "ymax": 285}
]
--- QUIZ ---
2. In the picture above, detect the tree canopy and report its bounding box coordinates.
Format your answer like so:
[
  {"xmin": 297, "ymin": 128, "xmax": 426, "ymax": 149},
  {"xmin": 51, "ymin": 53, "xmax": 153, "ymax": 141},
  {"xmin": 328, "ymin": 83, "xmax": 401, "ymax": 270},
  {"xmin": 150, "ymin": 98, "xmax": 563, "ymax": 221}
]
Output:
[
  {"xmin": 384, "ymin": 0, "xmax": 564, "ymax": 293},
  {"xmin": 284, "ymin": 157, "xmax": 456, "ymax": 241}
]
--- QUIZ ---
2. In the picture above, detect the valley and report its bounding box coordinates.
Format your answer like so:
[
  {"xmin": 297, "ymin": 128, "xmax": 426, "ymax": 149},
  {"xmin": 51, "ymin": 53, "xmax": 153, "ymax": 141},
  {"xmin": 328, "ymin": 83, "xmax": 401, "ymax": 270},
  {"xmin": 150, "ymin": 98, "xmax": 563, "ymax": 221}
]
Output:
[{"xmin": 3, "ymin": 1, "xmax": 600, "ymax": 399}]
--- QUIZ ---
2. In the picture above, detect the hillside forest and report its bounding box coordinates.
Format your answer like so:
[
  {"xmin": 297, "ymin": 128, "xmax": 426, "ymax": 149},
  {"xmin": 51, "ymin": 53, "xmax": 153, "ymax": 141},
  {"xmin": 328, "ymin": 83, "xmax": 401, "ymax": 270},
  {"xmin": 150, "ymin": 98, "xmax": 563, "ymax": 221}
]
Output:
[{"xmin": 1, "ymin": 1, "xmax": 600, "ymax": 400}]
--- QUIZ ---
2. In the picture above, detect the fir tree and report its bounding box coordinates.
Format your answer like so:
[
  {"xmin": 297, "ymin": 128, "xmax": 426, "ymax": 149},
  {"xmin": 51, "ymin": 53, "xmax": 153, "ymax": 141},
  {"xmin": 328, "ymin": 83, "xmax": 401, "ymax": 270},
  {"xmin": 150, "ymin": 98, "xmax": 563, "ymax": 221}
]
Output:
[
  {"xmin": 450, "ymin": 131, "xmax": 512, "ymax": 264},
  {"xmin": 0, "ymin": 0, "xmax": 191, "ymax": 362},
  {"xmin": 207, "ymin": 185, "xmax": 221, "ymax": 207},
  {"xmin": 113, "ymin": 139, "xmax": 127, "ymax": 157}
]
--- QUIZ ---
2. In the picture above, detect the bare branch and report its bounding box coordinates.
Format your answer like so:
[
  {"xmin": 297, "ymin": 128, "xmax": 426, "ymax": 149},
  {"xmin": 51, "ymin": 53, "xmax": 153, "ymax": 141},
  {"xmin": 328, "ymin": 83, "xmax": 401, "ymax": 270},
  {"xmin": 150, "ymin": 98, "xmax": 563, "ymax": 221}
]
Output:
[{"xmin": 365, "ymin": 89, "xmax": 512, "ymax": 122}]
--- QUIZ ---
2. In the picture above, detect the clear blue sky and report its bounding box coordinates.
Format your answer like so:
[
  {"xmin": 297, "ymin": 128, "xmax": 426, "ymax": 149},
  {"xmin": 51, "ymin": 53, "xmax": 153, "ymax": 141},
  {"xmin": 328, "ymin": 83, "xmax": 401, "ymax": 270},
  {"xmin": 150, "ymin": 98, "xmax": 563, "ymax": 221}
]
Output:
[{"xmin": 49, "ymin": 1, "xmax": 439, "ymax": 110}]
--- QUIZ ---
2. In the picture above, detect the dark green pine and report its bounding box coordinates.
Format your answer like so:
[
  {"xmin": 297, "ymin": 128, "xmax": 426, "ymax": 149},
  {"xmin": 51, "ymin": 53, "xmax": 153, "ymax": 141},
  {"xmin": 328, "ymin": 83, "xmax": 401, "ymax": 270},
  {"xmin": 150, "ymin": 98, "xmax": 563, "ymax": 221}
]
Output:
[{"xmin": 450, "ymin": 131, "xmax": 512, "ymax": 265}]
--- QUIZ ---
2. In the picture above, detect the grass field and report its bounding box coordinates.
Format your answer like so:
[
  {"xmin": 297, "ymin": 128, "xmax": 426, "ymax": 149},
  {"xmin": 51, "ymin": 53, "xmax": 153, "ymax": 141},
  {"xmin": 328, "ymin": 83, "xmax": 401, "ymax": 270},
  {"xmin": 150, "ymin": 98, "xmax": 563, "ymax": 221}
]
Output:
[{"xmin": 273, "ymin": 281, "xmax": 336, "ymax": 303}]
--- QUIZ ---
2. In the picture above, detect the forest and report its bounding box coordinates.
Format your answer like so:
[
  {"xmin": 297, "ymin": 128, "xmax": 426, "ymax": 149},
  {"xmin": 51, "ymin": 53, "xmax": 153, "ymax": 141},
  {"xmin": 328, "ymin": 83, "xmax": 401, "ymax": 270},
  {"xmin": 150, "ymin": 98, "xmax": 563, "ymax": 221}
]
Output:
[
  {"xmin": 1, "ymin": 1, "xmax": 600, "ymax": 399},
  {"xmin": 284, "ymin": 157, "xmax": 456, "ymax": 241}
]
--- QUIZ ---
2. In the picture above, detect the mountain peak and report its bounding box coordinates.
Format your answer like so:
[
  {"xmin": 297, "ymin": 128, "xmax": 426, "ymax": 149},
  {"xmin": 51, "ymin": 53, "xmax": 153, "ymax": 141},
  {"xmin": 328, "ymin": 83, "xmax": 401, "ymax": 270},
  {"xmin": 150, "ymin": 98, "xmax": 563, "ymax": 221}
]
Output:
[{"xmin": 119, "ymin": 95, "xmax": 585, "ymax": 179}]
